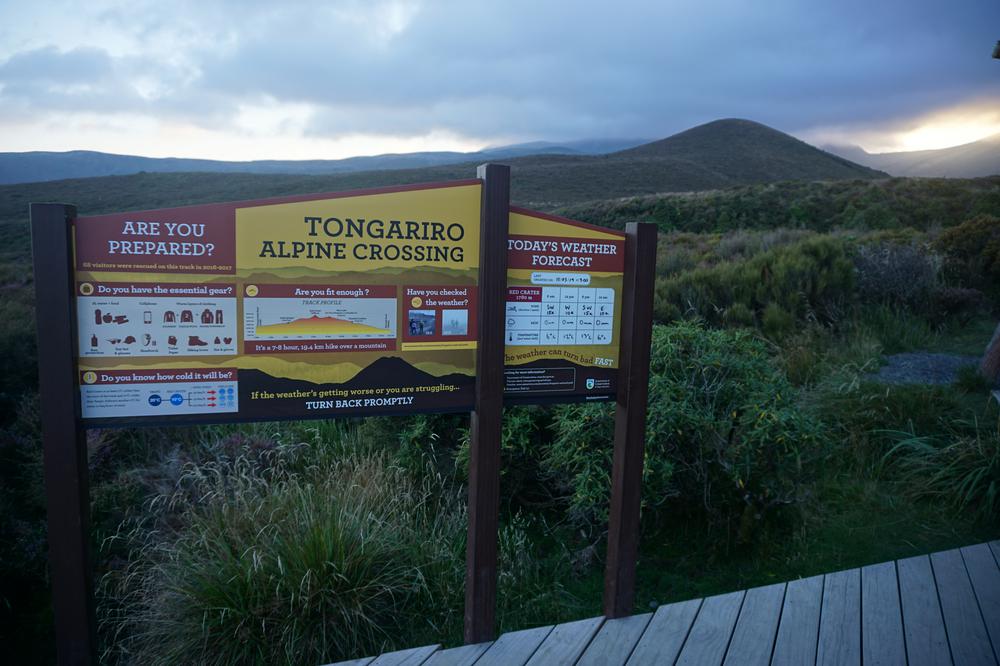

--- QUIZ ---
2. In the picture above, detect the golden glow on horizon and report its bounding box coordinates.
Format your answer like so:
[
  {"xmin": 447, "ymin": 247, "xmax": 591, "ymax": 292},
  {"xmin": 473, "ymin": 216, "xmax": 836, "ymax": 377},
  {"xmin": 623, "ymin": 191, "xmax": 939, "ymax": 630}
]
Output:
[
  {"xmin": 0, "ymin": 107, "xmax": 490, "ymax": 161},
  {"xmin": 807, "ymin": 99, "xmax": 1000, "ymax": 154},
  {"xmin": 889, "ymin": 119, "xmax": 1000, "ymax": 152}
]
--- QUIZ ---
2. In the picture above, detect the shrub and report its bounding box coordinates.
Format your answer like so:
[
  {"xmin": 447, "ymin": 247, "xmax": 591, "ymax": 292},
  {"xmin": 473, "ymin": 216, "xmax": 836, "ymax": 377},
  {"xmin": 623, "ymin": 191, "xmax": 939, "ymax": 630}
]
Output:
[
  {"xmin": 852, "ymin": 242, "xmax": 939, "ymax": 310},
  {"xmin": 653, "ymin": 236, "xmax": 854, "ymax": 328},
  {"xmin": 761, "ymin": 303, "xmax": 795, "ymax": 340},
  {"xmin": 546, "ymin": 322, "xmax": 826, "ymax": 540},
  {"xmin": 928, "ymin": 286, "xmax": 985, "ymax": 325},
  {"xmin": 723, "ymin": 302, "xmax": 755, "ymax": 327},
  {"xmin": 935, "ymin": 214, "xmax": 1000, "ymax": 301}
]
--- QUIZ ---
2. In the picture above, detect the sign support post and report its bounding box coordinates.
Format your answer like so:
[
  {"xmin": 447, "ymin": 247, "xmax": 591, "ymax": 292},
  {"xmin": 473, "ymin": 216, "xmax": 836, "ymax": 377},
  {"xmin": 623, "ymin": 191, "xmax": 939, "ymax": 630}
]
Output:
[
  {"xmin": 603, "ymin": 222, "xmax": 657, "ymax": 618},
  {"xmin": 464, "ymin": 163, "xmax": 510, "ymax": 643},
  {"xmin": 30, "ymin": 203, "xmax": 97, "ymax": 665}
]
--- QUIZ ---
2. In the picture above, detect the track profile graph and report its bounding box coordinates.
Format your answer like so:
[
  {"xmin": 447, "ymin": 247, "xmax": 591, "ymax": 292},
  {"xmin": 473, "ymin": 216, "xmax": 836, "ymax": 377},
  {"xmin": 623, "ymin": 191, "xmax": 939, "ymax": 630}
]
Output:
[{"xmin": 243, "ymin": 285, "xmax": 397, "ymax": 342}]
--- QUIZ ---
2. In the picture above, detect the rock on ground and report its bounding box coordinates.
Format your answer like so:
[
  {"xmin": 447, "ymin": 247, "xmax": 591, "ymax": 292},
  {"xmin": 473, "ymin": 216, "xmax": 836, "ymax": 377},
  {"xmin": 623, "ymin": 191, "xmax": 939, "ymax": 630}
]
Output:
[{"xmin": 872, "ymin": 352, "xmax": 982, "ymax": 385}]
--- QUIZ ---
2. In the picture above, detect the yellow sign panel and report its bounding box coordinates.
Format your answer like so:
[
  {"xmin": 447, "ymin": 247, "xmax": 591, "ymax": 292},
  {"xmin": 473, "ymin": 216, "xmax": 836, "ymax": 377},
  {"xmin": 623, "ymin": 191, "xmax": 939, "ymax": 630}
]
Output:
[{"xmin": 237, "ymin": 184, "xmax": 481, "ymax": 273}]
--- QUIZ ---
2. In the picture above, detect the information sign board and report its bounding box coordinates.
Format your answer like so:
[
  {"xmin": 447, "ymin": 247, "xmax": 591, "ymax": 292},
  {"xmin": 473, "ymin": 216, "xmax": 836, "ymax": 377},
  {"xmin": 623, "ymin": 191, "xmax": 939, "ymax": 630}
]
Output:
[
  {"xmin": 72, "ymin": 181, "xmax": 482, "ymax": 424},
  {"xmin": 503, "ymin": 207, "xmax": 625, "ymax": 402}
]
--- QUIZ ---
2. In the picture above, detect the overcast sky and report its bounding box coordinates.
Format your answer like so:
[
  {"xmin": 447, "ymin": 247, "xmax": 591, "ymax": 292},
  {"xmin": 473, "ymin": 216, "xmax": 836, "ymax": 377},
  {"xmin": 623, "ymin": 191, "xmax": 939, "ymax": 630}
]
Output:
[{"xmin": 0, "ymin": 0, "xmax": 997, "ymax": 160}]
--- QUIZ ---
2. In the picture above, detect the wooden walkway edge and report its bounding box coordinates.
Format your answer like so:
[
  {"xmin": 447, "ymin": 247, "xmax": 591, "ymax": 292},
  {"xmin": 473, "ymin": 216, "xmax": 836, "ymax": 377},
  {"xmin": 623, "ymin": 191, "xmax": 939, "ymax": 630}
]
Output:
[{"xmin": 327, "ymin": 541, "xmax": 1000, "ymax": 666}]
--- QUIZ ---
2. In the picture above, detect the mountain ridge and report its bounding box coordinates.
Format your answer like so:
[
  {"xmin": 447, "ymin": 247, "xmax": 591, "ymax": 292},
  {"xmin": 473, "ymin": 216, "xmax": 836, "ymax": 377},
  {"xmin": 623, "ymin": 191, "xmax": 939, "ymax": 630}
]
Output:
[
  {"xmin": 0, "ymin": 119, "xmax": 885, "ymax": 207},
  {"xmin": 825, "ymin": 133, "xmax": 1000, "ymax": 178},
  {"xmin": 0, "ymin": 137, "xmax": 649, "ymax": 186}
]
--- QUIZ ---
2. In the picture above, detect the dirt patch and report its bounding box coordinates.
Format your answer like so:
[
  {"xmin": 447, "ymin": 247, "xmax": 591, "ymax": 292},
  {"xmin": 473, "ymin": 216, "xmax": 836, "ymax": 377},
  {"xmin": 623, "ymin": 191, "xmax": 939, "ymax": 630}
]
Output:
[{"xmin": 871, "ymin": 352, "xmax": 981, "ymax": 385}]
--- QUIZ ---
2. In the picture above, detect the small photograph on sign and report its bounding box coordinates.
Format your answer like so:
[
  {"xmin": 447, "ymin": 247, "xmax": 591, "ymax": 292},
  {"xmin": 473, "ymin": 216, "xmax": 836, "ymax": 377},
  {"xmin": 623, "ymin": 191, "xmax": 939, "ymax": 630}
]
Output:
[
  {"xmin": 441, "ymin": 309, "xmax": 469, "ymax": 336},
  {"xmin": 407, "ymin": 309, "xmax": 436, "ymax": 336}
]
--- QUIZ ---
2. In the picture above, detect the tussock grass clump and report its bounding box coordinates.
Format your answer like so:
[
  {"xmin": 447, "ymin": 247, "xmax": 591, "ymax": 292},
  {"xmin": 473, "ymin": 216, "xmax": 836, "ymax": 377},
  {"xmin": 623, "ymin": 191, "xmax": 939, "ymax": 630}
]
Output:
[
  {"xmin": 882, "ymin": 414, "xmax": 1000, "ymax": 521},
  {"xmin": 101, "ymin": 447, "xmax": 465, "ymax": 665}
]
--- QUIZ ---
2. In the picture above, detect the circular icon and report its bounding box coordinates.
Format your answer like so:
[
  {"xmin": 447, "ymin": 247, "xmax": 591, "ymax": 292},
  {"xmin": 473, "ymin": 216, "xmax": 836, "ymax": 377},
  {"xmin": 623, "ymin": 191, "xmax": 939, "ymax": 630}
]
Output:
[
  {"xmin": 148, "ymin": 394, "xmax": 162, "ymax": 406},
  {"xmin": 82, "ymin": 371, "xmax": 97, "ymax": 384},
  {"xmin": 410, "ymin": 296, "xmax": 423, "ymax": 308},
  {"xmin": 79, "ymin": 282, "xmax": 94, "ymax": 296},
  {"xmin": 169, "ymin": 393, "xmax": 184, "ymax": 406},
  {"xmin": 245, "ymin": 284, "xmax": 259, "ymax": 297}
]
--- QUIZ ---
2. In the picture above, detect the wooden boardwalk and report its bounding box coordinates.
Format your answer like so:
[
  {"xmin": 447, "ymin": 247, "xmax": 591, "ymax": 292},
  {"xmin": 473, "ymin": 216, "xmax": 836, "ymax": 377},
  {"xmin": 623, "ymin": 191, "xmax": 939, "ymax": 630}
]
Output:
[{"xmin": 329, "ymin": 541, "xmax": 1000, "ymax": 666}]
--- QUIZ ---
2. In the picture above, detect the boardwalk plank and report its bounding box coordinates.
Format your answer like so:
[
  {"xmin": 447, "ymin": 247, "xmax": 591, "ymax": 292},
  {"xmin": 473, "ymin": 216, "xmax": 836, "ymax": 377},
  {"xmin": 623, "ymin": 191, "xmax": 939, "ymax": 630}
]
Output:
[
  {"xmin": 675, "ymin": 590, "xmax": 745, "ymax": 666},
  {"xmin": 627, "ymin": 598, "xmax": 702, "ymax": 665},
  {"xmin": 963, "ymin": 543, "xmax": 1000, "ymax": 660},
  {"xmin": 861, "ymin": 561, "xmax": 906, "ymax": 666},
  {"xmin": 474, "ymin": 625, "xmax": 552, "ymax": 666},
  {"xmin": 816, "ymin": 569, "xmax": 861, "ymax": 666},
  {"xmin": 721, "ymin": 583, "xmax": 785, "ymax": 666},
  {"xmin": 332, "ymin": 542, "xmax": 1000, "ymax": 666},
  {"xmin": 932, "ymin": 548, "xmax": 996, "ymax": 665},
  {"xmin": 525, "ymin": 616, "xmax": 604, "ymax": 666},
  {"xmin": 370, "ymin": 644, "xmax": 440, "ymax": 666},
  {"xmin": 421, "ymin": 642, "xmax": 491, "ymax": 666},
  {"xmin": 771, "ymin": 574, "xmax": 824, "ymax": 666},
  {"xmin": 896, "ymin": 555, "xmax": 951, "ymax": 666},
  {"xmin": 577, "ymin": 613, "xmax": 652, "ymax": 666}
]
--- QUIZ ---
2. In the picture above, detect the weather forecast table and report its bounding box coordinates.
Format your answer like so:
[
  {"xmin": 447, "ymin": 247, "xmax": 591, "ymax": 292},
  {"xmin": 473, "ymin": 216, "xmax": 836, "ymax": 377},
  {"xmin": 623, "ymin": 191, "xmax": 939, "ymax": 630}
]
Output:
[{"xmin": 505, "ymin": 286, "xmax": 615, "ymax": 346}]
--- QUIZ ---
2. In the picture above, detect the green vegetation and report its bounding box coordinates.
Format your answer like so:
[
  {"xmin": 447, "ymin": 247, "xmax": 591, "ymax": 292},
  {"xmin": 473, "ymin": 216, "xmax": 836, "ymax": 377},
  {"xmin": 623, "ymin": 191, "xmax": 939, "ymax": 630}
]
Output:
[
  {"xmin": 99, "ymin": 439, "xmax": 575, "ymax": 665},
  {"xmin": 556, "ymin": 176, "xmax": 1000, "ymax": 233},
  {"xmin": 1, "ymin": 170, "xmax": 999, "ymax": 663}
]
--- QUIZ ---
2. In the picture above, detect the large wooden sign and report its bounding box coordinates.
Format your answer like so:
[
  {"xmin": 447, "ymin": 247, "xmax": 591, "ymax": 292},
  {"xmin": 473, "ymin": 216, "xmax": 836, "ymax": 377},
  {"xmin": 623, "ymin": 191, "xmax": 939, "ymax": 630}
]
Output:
[
  {"xmin": 72, "ymin": 182, "xmax": 482, "ymax": 424},
  {"xmin": 30, "ymin": 165, "xmax": 656, "ymax": 664}
]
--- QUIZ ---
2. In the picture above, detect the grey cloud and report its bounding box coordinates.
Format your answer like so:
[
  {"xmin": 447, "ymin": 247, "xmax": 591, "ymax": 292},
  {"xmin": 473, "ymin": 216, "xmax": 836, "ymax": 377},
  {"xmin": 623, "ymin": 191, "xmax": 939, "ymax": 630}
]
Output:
[
  {"xmin": 0, "ymin": 46, "xmax": 115, "ymax": 84},
  {"xmin": 2, "ymin": 0, "xmax": 998, "ymax": 142}
]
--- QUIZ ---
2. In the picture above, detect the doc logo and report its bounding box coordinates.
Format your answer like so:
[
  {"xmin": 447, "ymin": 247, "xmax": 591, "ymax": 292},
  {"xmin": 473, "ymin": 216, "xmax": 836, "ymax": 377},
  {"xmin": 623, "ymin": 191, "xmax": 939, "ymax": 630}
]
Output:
[{"xmin": 586, "ymin": 378, "xmax": 596, "ymax": 390}]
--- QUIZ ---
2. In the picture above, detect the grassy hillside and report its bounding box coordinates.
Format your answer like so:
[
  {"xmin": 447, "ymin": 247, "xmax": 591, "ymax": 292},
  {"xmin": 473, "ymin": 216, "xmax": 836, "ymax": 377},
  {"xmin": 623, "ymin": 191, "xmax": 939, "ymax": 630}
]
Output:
[
  {"xmin": 614, "ymin": 118, "xmax": 884, "ymax": 184},
  {"xmin": 555, "ymin": 176, "xmax": 1000, "ymax": 233},
  {"xmin": 0, "ymin": 119, "xmax": 883, "ymax": 219}
]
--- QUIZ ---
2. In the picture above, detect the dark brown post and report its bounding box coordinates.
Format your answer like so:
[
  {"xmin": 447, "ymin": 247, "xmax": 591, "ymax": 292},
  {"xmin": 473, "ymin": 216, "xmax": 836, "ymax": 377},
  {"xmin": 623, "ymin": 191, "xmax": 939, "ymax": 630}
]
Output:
[
  {"xmin": 980, "ymin": 321, "xmax": 1000, "ymax": 385},
  {"xmin": 30, "ymin": 204, "xmax": 96, "ymax": 664},
  {"xmin": 603, "ymin": 222, "xmax": 657, "ymax": 618},
  {"xmin": 464, "ymin": 164, "xmax": 510, "ymax": 643}
]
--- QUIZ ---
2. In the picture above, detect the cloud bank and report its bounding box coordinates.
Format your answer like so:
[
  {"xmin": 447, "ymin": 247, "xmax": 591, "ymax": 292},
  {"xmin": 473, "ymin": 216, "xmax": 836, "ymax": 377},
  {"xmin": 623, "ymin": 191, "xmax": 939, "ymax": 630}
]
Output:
[{"xmin": 0, "ymin": 0, "xmax": 997, "ymax": 158}]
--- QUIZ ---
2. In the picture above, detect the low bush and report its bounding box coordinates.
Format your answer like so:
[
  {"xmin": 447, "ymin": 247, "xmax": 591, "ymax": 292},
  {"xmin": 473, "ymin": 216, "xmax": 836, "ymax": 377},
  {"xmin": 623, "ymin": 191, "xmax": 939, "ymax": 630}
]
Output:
[
  {"xmin": 852, "ymin": 242, "xmax": 939, "ymax": 310},
  {"xmin": 935, "ymin": 214, "xmax": 1000, "ymax": 300},
  {"xmin": 653, "ymin": 236, "xmax": 854, "ymax": 328},
  {"xmin": 928, "ymin": 286, "xmax": 985, "ymax": 325},
  {"xmin": 546, "ymin": 322, "xmax": 826, "ymax": 541},
  {"xmin": 455, "ymin": 406, "xmax": 555, "ymax": 508}
]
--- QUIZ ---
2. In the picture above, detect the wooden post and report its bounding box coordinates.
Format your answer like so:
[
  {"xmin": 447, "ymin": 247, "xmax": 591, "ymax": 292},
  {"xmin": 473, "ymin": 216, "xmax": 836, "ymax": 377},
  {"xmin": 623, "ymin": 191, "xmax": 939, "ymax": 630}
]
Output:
[
  {"xmin": 464, "ymin": 163, "xmax": 510, "ymax": 643},
  {"xmin": 980, "ymin": 321, "xmax": 1000, "ymax": 385},
  {"xmin": 30, "ymin": 203, "xmax": 97, "ymax": 665},
  {"xmin": 603, "ymin": 222, "xmax": 657, "ymax": 618}
]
